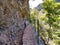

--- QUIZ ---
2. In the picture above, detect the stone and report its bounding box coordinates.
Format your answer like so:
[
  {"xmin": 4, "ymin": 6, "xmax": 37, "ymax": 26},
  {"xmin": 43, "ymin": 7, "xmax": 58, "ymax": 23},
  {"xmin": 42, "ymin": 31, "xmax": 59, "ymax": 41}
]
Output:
[{"xmin": 23, "ymin": 24, "xmax": 38, "ymax": 45}]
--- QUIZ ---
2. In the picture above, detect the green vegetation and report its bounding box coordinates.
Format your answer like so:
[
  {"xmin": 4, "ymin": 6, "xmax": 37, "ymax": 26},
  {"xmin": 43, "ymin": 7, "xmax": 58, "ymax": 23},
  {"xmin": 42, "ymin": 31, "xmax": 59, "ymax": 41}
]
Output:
[{"xmin": 29, "ymin": 0, "xmax": 60, "ymax": 45}]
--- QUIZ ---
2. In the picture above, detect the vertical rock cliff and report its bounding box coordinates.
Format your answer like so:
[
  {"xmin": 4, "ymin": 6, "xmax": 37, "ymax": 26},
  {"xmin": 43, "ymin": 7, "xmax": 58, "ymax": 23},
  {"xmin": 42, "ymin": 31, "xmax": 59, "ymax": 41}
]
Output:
[{"xmin": 0, "ymin": 0, "xmax": 29, "ymax": 45}]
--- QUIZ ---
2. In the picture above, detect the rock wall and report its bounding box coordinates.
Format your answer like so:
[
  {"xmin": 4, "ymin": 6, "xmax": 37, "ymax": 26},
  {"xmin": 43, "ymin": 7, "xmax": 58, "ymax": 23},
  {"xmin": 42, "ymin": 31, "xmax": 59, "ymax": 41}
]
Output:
[{"xmin": 0, "ymin": 0, "xmax": 29, "ymax": 45}]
